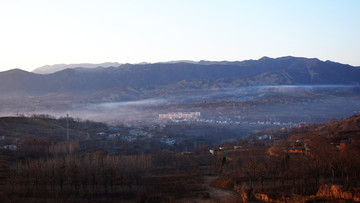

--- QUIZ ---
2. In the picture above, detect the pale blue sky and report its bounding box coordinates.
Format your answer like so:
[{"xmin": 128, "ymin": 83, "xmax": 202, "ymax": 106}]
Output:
[{"xmin": 0, "ymin": 0, "xmax": 359, "ymax": 71}]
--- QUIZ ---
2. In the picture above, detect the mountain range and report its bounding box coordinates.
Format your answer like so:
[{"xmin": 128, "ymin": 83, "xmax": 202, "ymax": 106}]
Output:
[
  {"xmin": 1, "ymin": 56, "xmax": 360, "ymax": 96},
  {"xmin": 32, "ymin": 62, "xmax": 122, "ymax": 74}
]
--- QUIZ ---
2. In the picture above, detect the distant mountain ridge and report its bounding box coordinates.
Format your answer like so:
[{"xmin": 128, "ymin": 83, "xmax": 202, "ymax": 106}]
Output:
[
  {"xmin": 33, "ymin": 62, "xmax": 122, "ymax": 74},
  {"xmin": 1, "ymin": 56, "xmax": 359, "ymax": 96},
  {"xmin": 32, "ymin": 60, "xmax": 248, "ymax": 74}
]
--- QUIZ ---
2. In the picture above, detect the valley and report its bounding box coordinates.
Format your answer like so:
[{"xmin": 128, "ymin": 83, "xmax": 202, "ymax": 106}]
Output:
[{"xmin": 0, "ymin": 57, "xmax": 360, "ymax": 202}]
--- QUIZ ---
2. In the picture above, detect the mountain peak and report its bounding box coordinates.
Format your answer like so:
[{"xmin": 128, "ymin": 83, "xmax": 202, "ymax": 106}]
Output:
[
  {"xmin": 259, "ymin": 56, "xmax": 273, "ymax": 60},
  {"xmin": 2, "ymin": 68, "xmax": 34, "ymax": 75}
]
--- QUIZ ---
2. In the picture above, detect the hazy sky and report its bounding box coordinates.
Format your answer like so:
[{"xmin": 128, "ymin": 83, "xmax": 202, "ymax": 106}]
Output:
[{"xmin": 0, "ymin": 0, "xmax": 359, "ymax": 72}]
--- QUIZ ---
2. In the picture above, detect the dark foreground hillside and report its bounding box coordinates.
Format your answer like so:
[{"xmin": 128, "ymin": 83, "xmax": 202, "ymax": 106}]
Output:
[{"xmin": 0, "ymin": 114, "xmax": 359, "ymax": 202}]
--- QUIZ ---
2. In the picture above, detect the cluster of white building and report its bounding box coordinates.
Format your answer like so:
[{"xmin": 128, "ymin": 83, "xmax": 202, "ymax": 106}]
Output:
[{"xmin": 158, "ymin": 112, "xmax": 200, "ymax": 120}]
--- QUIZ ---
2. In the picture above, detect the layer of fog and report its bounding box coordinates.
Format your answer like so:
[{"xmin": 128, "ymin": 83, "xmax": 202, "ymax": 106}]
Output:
[
  {"xmin": 161, "ymin": 84, "xmax": 360, "ymax": 103},
  {"xmin": 84, "ymin": 98, "xmax": 167, "ymax": 111},
  {"xmin": 71, "ymin": 85, "xmax": 360, "ymax": 125},
  {"xmin": 0, "ymin": 85, "xmax": 359, "ymax": 126}
]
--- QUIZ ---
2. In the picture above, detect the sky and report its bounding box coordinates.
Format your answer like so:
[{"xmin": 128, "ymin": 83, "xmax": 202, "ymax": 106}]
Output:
[{"xmin": 0, "ymin": 0, "xmax": 359, "ymax": 72}]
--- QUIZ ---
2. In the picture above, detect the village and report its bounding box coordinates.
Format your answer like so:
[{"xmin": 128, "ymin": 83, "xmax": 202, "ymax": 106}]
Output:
[{"xmin": 157, "ymin": 111, "xmax": 303, "ymax": 127}]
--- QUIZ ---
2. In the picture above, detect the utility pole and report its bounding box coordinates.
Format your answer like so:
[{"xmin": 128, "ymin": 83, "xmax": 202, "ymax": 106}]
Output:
[{"xmin": 66, "ymin": 114, "xmax": 69, "ymax": 141}]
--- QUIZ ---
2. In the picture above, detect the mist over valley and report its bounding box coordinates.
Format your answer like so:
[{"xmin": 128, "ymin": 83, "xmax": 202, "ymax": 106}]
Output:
[
  {"xmin": 1, "ymin": 56, "xmax": 359, "ymax": 125},
  {"xmin": 1, "ymin": 56, "xmax": 360, "ymax": 202},
  {"xmin": 0, "ymin": 56, "xmax": 359, "ymax": 146}
]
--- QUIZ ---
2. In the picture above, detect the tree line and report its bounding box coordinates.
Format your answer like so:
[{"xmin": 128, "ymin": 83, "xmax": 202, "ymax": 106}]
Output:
[{"xmin": 6, "ymin": 152, "xmax": 152, "ymax": 197}]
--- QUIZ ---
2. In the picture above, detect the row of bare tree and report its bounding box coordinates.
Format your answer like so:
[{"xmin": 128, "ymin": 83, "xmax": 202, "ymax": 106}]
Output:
[
  {"xmin": 222, "ymin": 138, "xmax": 360, "ymax": 197},
  {"xmin": 7, "ymin": 152, "xmax": 152, "ymax": 196}
]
